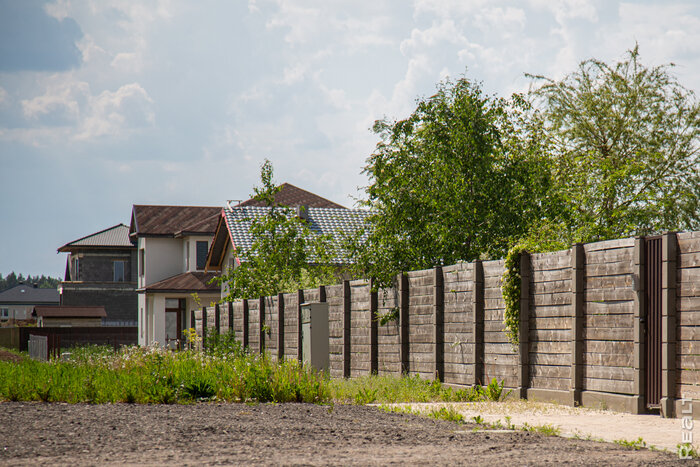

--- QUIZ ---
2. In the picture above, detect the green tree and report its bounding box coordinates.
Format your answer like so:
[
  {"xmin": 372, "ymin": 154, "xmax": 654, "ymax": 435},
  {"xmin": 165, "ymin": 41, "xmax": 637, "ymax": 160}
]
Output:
[
  {"xmin": 350, "ymin": 77, "xmax": 553, "ymax": 286},
  {"xmin": 525, "ymin": 45, "xmax": 700, "ymax": 248},
  {"xmin": 218, "ymin": 160, "xmax": 337, "ymax": 301}
]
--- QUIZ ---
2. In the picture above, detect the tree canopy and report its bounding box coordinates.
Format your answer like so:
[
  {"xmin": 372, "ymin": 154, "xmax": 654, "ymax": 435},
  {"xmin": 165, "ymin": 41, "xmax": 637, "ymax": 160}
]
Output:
[
  {"xmin": 218, "ymin": 160, "xmax": 337, "ymax": 300},
  {"xmin": 349, "ymin": 77, "xmax": 553, "ymax": 286},
  {"xmin": 0, "ymin": 272, "xmax": 60, "ymax": 292},
  {"xmin": 524, "ymin": 45, "xmax": 700, "ymax": 248}
]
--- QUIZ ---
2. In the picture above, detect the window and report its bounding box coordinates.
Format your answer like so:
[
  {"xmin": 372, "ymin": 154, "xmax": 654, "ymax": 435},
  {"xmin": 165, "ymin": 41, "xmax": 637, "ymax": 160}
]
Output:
[
  {"xmin": 196, "ymin": 241, "xmax": 208, "ymax": 270},
  {"xmin": 139, "ymin": 249, "xmax": 145, "ymax": 277},
  {"xmin": 0, "ymin": 308, "xmax": 8, "ymax": 320},
  {"xmin": 113, "ymin": 260, "xmax": 126, "ymax": 282},
  {"xmin": 73, "ymin": 258, "xmax": 80, "ymax": 281}
]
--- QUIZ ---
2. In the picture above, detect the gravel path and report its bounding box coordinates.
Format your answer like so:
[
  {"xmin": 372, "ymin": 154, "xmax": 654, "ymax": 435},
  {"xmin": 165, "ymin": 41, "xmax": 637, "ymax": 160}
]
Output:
[{"xmin": 0, "ymin": 402, "xmax": 690, "ymax": 466}]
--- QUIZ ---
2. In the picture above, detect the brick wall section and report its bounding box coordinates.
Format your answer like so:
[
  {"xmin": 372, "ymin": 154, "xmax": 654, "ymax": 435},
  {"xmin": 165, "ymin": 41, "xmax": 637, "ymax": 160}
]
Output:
[
  {"xmin": 583, "ymin": 238, "xmax": 636, "ymax": 395},
  {"xmin": 247, "ymin": 299, "xmax": 260, "ymax": 352},
  {"xmin": 264, "ymin": 296, "xmax": 278, "ymax": 358},
  {"xmin": 529, "ymin": 250, "xmax": 572, "ymax": 391},
  {"xmin": 326, "ymin": 284, "xmax": 344, "ymax": 379},
  {"xmin": 61, "ymin": 288, "xmax": 137, "ymax": 323},
  {"xmin": 677, "ymin": 232, "xmax": 700, "ymax": 399},
  {"xmin": 406, "ymin": 269, "xmax": 435, "ymax": 379},
  {"xmin": 442, "ymin": 262, "xmax": 474, "ymax": 386},
  {"xmin": 376, "ymin": 286, "xmax": 400, "ymax": 375}
]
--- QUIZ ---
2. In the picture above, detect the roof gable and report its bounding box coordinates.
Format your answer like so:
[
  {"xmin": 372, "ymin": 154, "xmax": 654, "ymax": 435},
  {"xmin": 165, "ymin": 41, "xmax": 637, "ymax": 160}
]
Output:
[
  {"xmin": 238, "ymin": 183, "xmax": 345, "ymax": 209},
  {"xmin": 58, "ymin": 224, "xmax": 133, "ymax": 252},
  {"xmin": 130, "ymin": 205, "xmax": 221, "ymax": 237}
]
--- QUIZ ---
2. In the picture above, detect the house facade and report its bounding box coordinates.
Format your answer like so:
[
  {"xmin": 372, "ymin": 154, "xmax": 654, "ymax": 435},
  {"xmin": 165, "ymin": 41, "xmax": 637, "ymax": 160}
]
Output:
[
  {"xmin": 0, "ymin": 284, "xmax": 59, "ymax": 324},
  {"xmin": 130, "ymin": 205, "xmax": 221, "ymax": 348},
  {"xmin": 57, "ymin": 224, "xmax": 137, "ymax": 326}
]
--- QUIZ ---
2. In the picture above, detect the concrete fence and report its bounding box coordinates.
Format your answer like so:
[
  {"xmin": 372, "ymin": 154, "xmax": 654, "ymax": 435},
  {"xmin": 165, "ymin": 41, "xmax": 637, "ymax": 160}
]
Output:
[{"xmin": 194, "ymin": 231, "xmax": 700, "ymax": 419}]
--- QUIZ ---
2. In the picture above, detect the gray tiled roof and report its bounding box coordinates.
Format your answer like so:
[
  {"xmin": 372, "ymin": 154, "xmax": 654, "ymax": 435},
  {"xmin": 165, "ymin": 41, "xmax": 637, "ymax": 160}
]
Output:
[
  {"xmin": 0, "ymin": 284, "xmax": 60, "ymax": 304},
  {"xmin": 58, "ymin": 224, "xmax": 133, "ymax": 251},
  {"xmin": 224, "ymin": 206, "xmax": 370, "ymax": 264}
]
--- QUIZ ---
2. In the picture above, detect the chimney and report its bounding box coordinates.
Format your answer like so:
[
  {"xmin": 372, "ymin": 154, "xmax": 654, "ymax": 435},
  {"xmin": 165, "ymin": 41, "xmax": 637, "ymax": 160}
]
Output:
[{"xmin": 296, "ymin": 205, "xmax": 309, "ymax": 222}]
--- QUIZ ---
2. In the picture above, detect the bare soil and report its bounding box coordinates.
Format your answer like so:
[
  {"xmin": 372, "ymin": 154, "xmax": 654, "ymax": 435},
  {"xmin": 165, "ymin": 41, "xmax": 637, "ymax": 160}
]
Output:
[{"xmin": 0, "ymin": 402, "xmax": 690, "ymax": 466}]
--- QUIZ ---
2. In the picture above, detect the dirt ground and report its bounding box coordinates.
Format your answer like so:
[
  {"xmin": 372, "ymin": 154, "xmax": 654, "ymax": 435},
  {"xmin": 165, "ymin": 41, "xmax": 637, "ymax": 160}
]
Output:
[{"xmin": 0, "ymin": 402, "xmax": 691, "ymax": 466}]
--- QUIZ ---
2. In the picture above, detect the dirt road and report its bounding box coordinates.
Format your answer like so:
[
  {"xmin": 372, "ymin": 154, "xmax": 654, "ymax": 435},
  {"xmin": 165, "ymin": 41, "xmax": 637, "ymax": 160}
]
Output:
[{"xmin": 0, "ymin": 402, "xmax": 690, "ymax": 465}]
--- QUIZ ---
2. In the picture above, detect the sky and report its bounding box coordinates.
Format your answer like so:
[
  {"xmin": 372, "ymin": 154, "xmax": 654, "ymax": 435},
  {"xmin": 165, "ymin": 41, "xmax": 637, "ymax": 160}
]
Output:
[{"xmin": 1, "ymin": 0, "xmax": 699, "ymax": 278}]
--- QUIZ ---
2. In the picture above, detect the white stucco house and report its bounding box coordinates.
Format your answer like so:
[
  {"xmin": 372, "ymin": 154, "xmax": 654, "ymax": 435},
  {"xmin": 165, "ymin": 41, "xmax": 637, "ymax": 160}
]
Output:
[{"xmin": 130, "ymin": 204, "xmax": 221, "ymax": 348}]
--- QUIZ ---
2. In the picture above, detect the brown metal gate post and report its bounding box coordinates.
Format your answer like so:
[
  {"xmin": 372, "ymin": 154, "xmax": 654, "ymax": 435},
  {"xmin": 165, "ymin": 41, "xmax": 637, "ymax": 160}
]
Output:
[
  {"xmin": 633, "ymin": 237, "xmax": 646, "ymax": 414},
  {"xmin": 661, "ymin": 233, "xmax": 677, "ymax": 417}
]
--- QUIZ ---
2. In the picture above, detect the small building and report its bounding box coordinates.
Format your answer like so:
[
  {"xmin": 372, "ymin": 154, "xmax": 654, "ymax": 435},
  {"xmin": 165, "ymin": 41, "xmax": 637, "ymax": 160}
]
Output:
[
  {"xmin": 33, "ymin": 306, "xmax": 107, "ymax": 327},
  {"xmin": 0, "ymin": 284, "xmax": 59, "ymax": 324},
  {"xmin": 57, "ymin": 223, "xmax": 138, "ymax": 326}
]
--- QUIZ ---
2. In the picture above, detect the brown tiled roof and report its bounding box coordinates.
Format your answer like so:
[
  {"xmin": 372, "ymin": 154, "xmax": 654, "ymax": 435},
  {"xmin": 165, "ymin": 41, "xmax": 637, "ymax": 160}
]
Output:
[
  {"xmin": 239, "ymin": 183, "xmax": 345, "ymax": 209},
  {"xmin": 33, "ymin": 306, "xmax": 107, "ymax": 318},
  {"xmin": 143, "ymin": 272, "xmax": 220, "ymax": 293},
  {"xmin": 130, "ymin": 205, "xmax": 221, "ymax": 237}
]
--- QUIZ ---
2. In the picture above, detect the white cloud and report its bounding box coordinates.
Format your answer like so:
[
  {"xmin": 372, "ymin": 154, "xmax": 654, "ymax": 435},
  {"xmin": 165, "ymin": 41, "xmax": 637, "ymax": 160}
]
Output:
[
  {"xmin": 21, "ymin": 80, "xmax": 88, "ymax": 122},
  {"xmin": 111, "ymin": 52, "xmax": 142, "ymax": 73},
  {"xmin": 76, "ymin": 82, "xmax": 154, "ymax": 140},
  {"xmin": 0, "ymin": 87, "xmax": 8, "ymax": 105}
]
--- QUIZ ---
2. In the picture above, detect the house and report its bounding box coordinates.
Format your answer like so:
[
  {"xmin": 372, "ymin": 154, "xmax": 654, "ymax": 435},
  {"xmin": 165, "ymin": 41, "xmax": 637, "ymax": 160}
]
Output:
[
  {"xmin": 57, "ymin": 223, "xmax": 138, "ymax": 326},
  {"xmin": 130, "ymin": 204, "xmax": 221, "ymax": 348},
  {"xmin": 0, "ymin": 284, "xmax": 59, "ymax": 324},
  {"xmin": 205, "ymin": 185, "xmax": 370, "ymax": 300},
  {"xmin": 33, "ymin": 306, "xmax": 107, "ymax": 327}
]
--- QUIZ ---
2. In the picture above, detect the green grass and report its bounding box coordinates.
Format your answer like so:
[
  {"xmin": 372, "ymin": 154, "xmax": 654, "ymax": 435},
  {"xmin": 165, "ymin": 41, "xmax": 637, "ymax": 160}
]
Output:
[
  {"xmin": 614, "ymin": 437, "xmax": 647, "ymax": 450},
  {"xmin": 0, "ymin": 343, "xmax": 328, "ymax": 404},
  {"xmin": 329, "ymin": 374, "xmax": 482, "ymax": 404}
]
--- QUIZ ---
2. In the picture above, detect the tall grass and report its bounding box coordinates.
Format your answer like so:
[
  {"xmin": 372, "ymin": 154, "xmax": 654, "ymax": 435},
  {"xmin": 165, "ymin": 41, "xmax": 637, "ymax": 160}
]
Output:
[{"xmin": 0, "ymin": 342, "xmax": 328, "ymax": 404}]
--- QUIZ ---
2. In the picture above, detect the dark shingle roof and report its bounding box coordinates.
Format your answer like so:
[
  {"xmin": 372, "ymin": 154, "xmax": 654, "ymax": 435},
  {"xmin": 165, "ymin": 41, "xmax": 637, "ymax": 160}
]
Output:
[
  {"xmin": 223, "ymin": 206, "xmax": 370, "ymax": 264},
  {"xmin": 130, "ymin": 205, "xmax": 221, "ymax": 237},
  {"xmin": 33, "ymin": 306, "xmax": 107, "ymax": 318},
  {"xmin": 58, "ymin": 224, "xmax": 133, "ymax": 252},
  {"xmin": 0, "ymin": 285, "xmax": 60, "ymax": 304},
  {"xmin": 142, "ymin": 272, "xmax": 220, "ymax": 293},
  {"xmin": 238, "ymin": 183, "xmax": 345, "ymax": 209}
]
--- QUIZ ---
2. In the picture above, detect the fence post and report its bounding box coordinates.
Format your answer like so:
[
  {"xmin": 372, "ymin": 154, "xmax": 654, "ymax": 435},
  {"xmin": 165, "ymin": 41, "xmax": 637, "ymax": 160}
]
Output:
[
  {"xmin": 434, "ymin": 266, "xmax": 444, "ymax": 382},
  {"xmin": 518, "ymin": 252, "xmax": 531, "ymax": 399},
  {"xmin": 319, "ymin": 285, "xmax": 326, "ymax": 303},
  {"xmin": 215, "ymin": 303, "xmax": 221, "ymax": 335},
  {"xmin": 277, "ymin": 293, "xmax": 285, "ymax": 361},
  {"xmin": 297, "ymin": 289, "xmax": 304, "ymax": 361},
  {"xmin": 228, "ymin": 302, "xmax": 234, "ymax": 333},
  {"xmin": 343, "ymin": 280, "xmax": 351, "ymax": 377},
  {"xmin": 661, "ymin": 232, "xmax": 678, "ymax": 417},
  {"xmin": 570, "ymin": 243, "xmax": 585, "ymax": 407},
  {"xmin": 202, "ymin": 306, "xmax": 208, "ymax": 349},
  {"xmin": 242, "ymin": 299, "xmax": 249, "ymax": 349},
  {"xmin": 369, "ymin": 279, "xmax": 378, "ymax": 374},
  {"xmin": 259, "ymin": 297, "xmax": 265, "ymax": 354},
  {"xmin": 399, "ymin": 273, "xmax": 409, "ymax": 374},
  {"xmin": 472, "ymin": 260, "xmax": 484, "ymax": 386},
  {"xmin": 190, "ymin": 308, "xmax": 196, "ymax": 333}
]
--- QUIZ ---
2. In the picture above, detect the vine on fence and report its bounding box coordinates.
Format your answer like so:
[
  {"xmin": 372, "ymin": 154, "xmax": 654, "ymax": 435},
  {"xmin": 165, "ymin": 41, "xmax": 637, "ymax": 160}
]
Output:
[{"xmin": 502, "ymin": 246, "xmax": 526, "ymax": 347}]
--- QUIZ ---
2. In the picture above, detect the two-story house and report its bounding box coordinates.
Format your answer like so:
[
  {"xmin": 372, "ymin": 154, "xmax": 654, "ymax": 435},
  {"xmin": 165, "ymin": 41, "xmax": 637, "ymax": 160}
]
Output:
[
  {"xmin": 130, "ymin": 205, "xmax": 221, "ymax": 348},
  {"xmin": 0, "ymin": 284, "xmax": 59, "ymax": 324},
  {"xmin": 57, "ymin": 223, "xmax": 137, "ymax": 326}
]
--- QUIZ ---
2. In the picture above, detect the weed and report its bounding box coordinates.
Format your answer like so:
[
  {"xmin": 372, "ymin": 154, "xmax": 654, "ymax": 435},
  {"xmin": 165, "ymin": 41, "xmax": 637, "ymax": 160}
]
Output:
[
  {"xmin": 471, "ymin": 415, "xmax": 485, "ymax": 425},
  {"xmin": 428, "ymin": 406, "xmax": 465, "ymax": 424},
  {"xmin": 614, "ymin": 437, "xmax": 647, "ymax": 450},
  {"xmin": 354, "ymin": 387, "xmax": 378, "ymax": 405},
  {"xmin": 520, "ymin": 422, "xmax": 561, "ymax": 436},
  {"xmin": 183, "ymin": 378, "xmax": 216, "ymax": 401},
  {"xmin": 678, "ymin": 443, "xmax": 698, "ymax": 458},
  {"xmin": 479, "ymin": 378, "xmax": 511, "ymax": 402}
]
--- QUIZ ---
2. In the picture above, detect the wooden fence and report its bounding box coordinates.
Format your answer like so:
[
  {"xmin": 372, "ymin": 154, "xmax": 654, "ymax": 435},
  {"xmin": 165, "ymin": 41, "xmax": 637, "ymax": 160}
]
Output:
[{"xmin": 195, "ymin": 231, "xmax": 700, "ymax": 419}]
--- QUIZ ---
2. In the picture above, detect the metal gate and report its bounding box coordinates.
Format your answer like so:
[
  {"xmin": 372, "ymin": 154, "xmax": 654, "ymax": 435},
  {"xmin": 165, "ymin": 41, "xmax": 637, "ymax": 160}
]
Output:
[{"xmin": 645, "ymin": 236, "xmax": 662, "ymax": 409}]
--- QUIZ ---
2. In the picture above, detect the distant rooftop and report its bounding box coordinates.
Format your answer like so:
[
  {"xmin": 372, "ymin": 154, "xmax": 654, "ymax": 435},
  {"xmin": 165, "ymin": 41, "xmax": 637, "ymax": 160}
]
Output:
[
  {"xmin": 0, "ymin": 284, "xmax": 59, "ymax": 304},
  {"xmin": 58, "ymin": 224, "xmax": 133, "ymax": 252}
]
